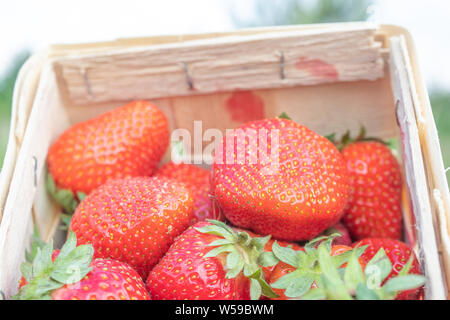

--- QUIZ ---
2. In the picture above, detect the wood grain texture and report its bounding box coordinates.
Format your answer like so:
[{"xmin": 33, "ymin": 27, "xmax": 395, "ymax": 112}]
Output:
[
  {"xmin": 390, "ymin": 36, "xmax": 447, "ymax": 299},
  {"xmin": 55, "ymin": 24, "xmax": 384, "ymax": 104}
]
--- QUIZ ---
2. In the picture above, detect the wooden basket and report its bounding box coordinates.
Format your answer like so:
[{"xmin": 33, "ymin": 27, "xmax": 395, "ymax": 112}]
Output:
[{"xmin": 0, "ymin": 22, "xmax": 448, "ymax": 299}]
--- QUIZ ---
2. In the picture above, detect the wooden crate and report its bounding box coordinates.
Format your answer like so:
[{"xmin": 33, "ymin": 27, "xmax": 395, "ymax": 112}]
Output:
[{"xmin": 0, "ymin": 22, "xmax": 448, "ymax": 299}]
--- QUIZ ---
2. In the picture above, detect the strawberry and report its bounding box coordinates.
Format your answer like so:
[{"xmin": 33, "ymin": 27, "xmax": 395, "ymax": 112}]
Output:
[
  {"xmin": 155, "ymin": 162, "xmax": 223, "ymax": 223},
  {"xmin": 328, "ymin": 129, "xmax": 402, "ymax": 240},
  {"xmin": 70, "ymin": 176, "xmax": 194, "ymax": 279},
  {"xmin": 14, "ymin": 232, "xmax": 150, "ymax": 300},
  {"xmin": 268, "ymin": 235, "xmax": 424, "ymax": 300},
  {"xmin": 322, "ymin": 222, "xmax": 352, "ymax": 246},
  {"xmin": 146, "ymin": 220, "xmax": 278, "ymax": 300},
  {"xmin": 211, "ymin": 117, "xmax": 350, "ymax": 241},
  {"xmin": 46, "ymin": 100, "xmax": 169, "ymax": 213},
  {"xmin": 352, "ymin": 238, "xmax": 422, "ymax": 300}
]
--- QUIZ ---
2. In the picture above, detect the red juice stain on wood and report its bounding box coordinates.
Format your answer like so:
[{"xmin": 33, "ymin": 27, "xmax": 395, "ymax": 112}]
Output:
[
  {"xmin": 295, "ymin": 57, "xmax": 339, "ymax": 80},
  {"xmin": 225, "ymin": 91, "xmax": 265, "ymax": 123}
]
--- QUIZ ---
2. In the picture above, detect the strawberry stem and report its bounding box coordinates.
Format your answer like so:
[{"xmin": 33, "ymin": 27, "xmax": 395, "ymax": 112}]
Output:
[{"xmin": 196, "ymin": 219, "xmax": 278, "ymax": 300}]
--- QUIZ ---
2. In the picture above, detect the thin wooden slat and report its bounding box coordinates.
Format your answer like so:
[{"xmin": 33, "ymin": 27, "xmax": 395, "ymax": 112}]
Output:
[
  {"xmin": 389, "ymin": 36, "xmax": 447, "ymax": 299},
  {"xmin": 55, "ymin": 24, "xmax": 384, "ymax": 104},
  {"xmin": 0, "ymin": 64, "xmax": 69, "ymax": 298}
]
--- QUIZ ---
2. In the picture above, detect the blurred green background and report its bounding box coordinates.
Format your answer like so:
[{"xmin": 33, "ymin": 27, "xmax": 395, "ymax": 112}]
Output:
[{"xmin": 0, "ymin": 0, "xmax": 449, "ymax": 177}]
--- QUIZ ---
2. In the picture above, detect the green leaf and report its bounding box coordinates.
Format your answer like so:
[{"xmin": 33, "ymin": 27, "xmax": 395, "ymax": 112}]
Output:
[
  {"xmin": 248, "ymin": 269, "xmax": 278, "ymax": 299},
  {"xmin": 356, "ymin": 283, "xmax": 379, "ymax": 300},
  {"xmin": 250, "ymin": 278, "xmax": 262, "ymax": 300},
  {"xmin": 34, "ymin": 278, "xmax": 62, "ymax": 296},
  {"xmin": 250, "ymin": 235, "xmax": 271, "ymax": 251},
  {"xmin": 320, "ymin": 273, "xmax": 352, "ymax": 300},
  {"xmin": 272, "ymin": 241, "xmax": 299, "ymax": 267},
  {"xmin": 317, "ymin": 244, "xmax": 341, "ymax": 281},
  {"xmin": 243, "ymin": 263, "xmax": 258, "ymax": 277},
  {"xmin": 383, "ymin": 275, "xmax": 426, "ymax": 293},
  {"xmin": 226, "ymin": 250, "xmax": 240, "ymax": 270},
  {"xmin": 204, "ymin": 244, "xmax": 235, "ymax": 258},
  {"xmin": 324, "ymin": 133, "xmax": 336, "ymax": 144},
  {"xmin": 285, "ymin": 275, "xmax": 314, "ymax": 298},
  {"xmin": 300, "ymin": 288, "xmax": 327, "ymax": 300},
  {"xmin": 226, "ymin": 259, "xmax": 244, "ymax": 279},
  {"xmin": 53, "ymin": 189, "xmax": 77, "ymax": 215},
  {"xmin": 32, "ymin": 241, "xmax": 53, "ymax": 277},
  {"xmin": 398, "ymin": 254, "xmax": 415, "ymax": 276},
  {"xmin": 331, "ymin": 249, "xmax": 353, "ymax": 268},
  {"xmin": 206, "ymin": 219, "xmax": 235, "ymax": 234},
  {"xmin": 57, "ymin": 231, "xmax": 77, "ymax": 260},
  {"xmin": 317, "ymin": 245, "xmax": 352, "ymax": 300},
  {"xmin": 60, "ymin": 214, "xmax": 72, "ymax": 230},
  {"xmin": 207, "ymin": 239, "xmax": 234, "ymax": 247},
  {"xmin": 365, "ymin": 248, "xmax": 392, "ymax": 288},
  {"xmin": 46, "ymin": 172, "xmax": 56, "ymax": 194},
  {"xmin": 271, "ymin": 270, "xmax": 302, "ymax": 289},
  {"xmin": 76, "ymin": 192, "xmax": 87, "ymax": 202},
  {"xmin": 25, "ymin": 226, "xmax": 46, "ymax": 262},
  {"xmin": 278, "ymin": 112, "xmax": 291, "ymax": 120},
  {"xmin": 343, "ymin": 251, "xmax": 364, "ymax": 291},
  {"xmin": 20, "ymin": 262, "xmax": 33, "ymax": 282},
  {"xmin": 51, "ymin": 244, "xmax": 93, "ymax": 284},
  {"xmin": 258, "ymin": 251, "xmax": 279, "ymax": 267},
  {"xmin": 195, "ymin": 225, "xmax": 234, "ymax": 241}
]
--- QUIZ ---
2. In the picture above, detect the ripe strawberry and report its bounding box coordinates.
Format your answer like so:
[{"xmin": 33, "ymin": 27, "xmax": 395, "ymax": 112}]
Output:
[
  {"xmin": 70, "ymin": 176, "xmax": 194, "ymax": 279},
  {"xmin": 47, "ymin": 100, "xmax": 169, "ymax": 213},
  {"xmin": 331, "ymin": 130, "xmax": 402, "ymax": 240},
  {"xmin": 14, "ymin": 232, "xmax": 150, "ymax": 300},
  {"xmin": 353, "ymin": 238, "xmax": 422, "ymax": 300},
  {"xmin": 322, "ymin": 222, "xmax": 352, "ymax": 246},
  {"xmin": 211, "ymin": 117, "xmax": 350, "ymax": 241},
  {"xmin": 155, "ymin": 162, "xmax": 223, "ymax": 223},
  {"xmin": 146, "ymin": 220, "xmax": 278, "ymax": 300}
]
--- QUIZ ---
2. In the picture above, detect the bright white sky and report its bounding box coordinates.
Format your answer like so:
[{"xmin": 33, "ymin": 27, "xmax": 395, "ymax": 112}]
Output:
[{"xmin": 1, "ymin": 0, "xmax": 449, "ymax": 90}]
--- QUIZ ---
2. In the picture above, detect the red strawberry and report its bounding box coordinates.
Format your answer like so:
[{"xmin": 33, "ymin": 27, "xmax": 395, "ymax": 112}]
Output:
[
  {"xmin": 322, "ymin": 222, "xmax": 352, "ymax": 246},
  {"xmin": 353, "ymin": 238, "xmax": 422, "ymax": 300},
  {"xmin": 211, "ymin": 117, "xmax": 350, "ymax": 241},
  {"xmin": 155, "ymin": 162, "xmax": 223, "ymax": 223},
  {"xmin": 14, "ymin": 232, "xmax": 150, "ymax": 300},
  {"xmin": 146, "ymin": 220, "xmax": 278, "ymax": 300},
  {"xmin": 47, "ymin": 100, "xmax": 169, "ymax": 212},
  {"xmin": 340, "ymin": 140, "xmax": 402, "ymax": 240},
  {"xmin": 70, "ymin": 176, "xmax": 194, "ymax": 279}
]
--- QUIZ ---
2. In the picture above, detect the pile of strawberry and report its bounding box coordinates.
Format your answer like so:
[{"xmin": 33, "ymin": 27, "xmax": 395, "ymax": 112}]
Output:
[{"xmin": 14, "ymin": 100, "xmax": 425, "ymax": 300}]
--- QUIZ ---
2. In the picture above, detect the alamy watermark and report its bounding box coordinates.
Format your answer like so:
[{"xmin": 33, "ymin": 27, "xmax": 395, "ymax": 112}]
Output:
[{"xmin": 171, "ymin": 121, "xmax": 280, "ymax": 175}]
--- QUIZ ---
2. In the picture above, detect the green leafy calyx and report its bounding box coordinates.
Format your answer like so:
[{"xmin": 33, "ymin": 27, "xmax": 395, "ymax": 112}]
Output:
[
  {"xmin": 270, "ymin": 234, "xmax": 364, "ymax": 298},
  {"xmin": 46, "ymin": 170, "xmax": 86, "ymax": 216},
  {"xmin": 12, "ymin": 231, "xmax": 94, "ymax": 300},
  {"xmin": 305, "ymin": 247, "xmax": 425, "ymax": 300},
  {"xmin": 325, "ymin": 126, "xmax": 388, "ymax": 151},
  {"xmin": 196, "ymin": 220, "xmax": 278, "ymax": 300}
]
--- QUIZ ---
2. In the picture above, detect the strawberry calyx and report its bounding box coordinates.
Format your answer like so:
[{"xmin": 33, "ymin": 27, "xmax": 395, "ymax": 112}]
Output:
[
  {"xmin": 12, "ymin": 231, "xmax": 94, "ymax": 300},
  {"xmin": 302, "ymin": 246, "xmax": 425, "ymax": 300},
  {"xmin": 277, "ymin": 112, "xmax": 292, "ymax": 120},
  {"xmin": 270, "ymin": 234, "xmax": 366, "ymax": 298},
  {"xmin": 325, "ymin": 126, "xmax": 388, "ymax": 151},
  {"xmin": 195, "ymin": 220, "xmax": 279, "ymax": 300},
  {"xmin": 46, "ymin": 170, "xmax": 86, "ymax": 217},
  {"xmin": 25, "ymin": 226, "xmax": 46, "ymax": 263}
]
